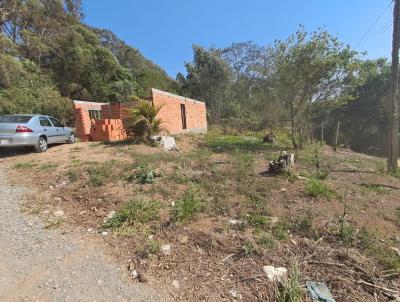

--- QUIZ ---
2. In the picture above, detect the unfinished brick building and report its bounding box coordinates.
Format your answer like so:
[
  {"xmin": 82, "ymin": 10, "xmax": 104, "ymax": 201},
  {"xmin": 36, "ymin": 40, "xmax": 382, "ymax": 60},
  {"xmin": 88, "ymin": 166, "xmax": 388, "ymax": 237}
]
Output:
[{"xmin": 73, "ymin": 89, "xmax": 207, "ymax": 142}]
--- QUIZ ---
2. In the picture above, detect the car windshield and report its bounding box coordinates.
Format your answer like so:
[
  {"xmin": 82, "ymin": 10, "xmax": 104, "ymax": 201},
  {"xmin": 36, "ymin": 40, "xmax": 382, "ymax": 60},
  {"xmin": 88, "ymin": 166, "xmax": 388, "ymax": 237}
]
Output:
[{"xmin": 0, "ymin": 115, "xmax": 33, "ymax": 123}]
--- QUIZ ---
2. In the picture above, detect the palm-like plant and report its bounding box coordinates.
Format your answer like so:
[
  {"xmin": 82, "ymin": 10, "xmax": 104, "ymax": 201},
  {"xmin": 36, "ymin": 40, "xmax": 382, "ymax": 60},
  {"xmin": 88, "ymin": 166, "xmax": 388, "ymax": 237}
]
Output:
[{"xmin": 130, "ymin": 99, "xmax": 164, "ymax": 143}]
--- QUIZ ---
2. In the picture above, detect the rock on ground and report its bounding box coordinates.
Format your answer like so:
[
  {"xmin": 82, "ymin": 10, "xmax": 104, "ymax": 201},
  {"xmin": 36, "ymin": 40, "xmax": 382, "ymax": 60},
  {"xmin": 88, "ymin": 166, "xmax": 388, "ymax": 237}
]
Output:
[{"xmin": 0, "ymin": 169, "xmax": 166, "ymax": 302}]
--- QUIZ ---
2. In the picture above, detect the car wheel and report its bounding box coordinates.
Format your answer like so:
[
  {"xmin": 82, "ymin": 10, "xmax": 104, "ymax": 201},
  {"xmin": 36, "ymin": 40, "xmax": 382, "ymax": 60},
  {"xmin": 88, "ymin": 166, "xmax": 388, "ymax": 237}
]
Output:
[
  {"xmin": 35, "ymin": 136, "xmax": 48, "ymax": 153},
  {"xmin": 68, "ymin": 132, "xmax": 76, "ymax": 144}
]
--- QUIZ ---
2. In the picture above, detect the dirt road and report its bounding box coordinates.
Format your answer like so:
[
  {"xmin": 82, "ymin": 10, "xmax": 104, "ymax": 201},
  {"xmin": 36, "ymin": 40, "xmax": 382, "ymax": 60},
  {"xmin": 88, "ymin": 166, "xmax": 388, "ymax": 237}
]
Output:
[{"xmin": 0, "ymin": 167, "xmax": 165, "ymax": 302}]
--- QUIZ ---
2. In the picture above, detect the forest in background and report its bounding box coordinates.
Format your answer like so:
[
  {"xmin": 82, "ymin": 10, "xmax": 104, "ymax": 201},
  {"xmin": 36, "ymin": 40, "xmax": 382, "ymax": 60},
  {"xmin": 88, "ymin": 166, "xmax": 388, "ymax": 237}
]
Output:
[{"xmin": 0, "ymin": 0, "xmax": 391, "ymax": 155}]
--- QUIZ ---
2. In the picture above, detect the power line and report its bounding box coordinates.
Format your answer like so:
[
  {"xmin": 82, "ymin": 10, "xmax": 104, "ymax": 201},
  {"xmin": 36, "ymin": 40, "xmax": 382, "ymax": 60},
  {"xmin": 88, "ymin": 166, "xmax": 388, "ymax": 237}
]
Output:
[{"xmin": 356, "ymin": 0, "xmax": 393, "ymax": 47}]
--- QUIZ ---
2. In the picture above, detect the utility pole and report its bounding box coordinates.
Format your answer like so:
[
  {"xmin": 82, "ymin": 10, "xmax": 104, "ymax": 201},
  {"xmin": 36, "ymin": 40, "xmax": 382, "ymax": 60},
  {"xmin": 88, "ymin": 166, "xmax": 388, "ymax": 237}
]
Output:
[{"xmin": 388, "ymin": 0, "xmax": 400, "ymax": 172}]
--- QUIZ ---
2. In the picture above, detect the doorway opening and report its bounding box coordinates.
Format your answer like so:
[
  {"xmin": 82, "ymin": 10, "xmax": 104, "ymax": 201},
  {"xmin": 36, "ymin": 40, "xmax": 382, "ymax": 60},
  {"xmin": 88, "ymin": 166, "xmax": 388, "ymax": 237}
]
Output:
[{"xmin": 180, "ymin": 104, "xmax": 187, "ymax": 130}]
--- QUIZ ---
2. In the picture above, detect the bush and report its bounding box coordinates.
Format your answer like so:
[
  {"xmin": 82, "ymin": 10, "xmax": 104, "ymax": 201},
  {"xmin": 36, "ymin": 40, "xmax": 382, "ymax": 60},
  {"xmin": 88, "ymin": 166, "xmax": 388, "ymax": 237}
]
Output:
[
  {"xmin": 277, "ymin": 263, "xmax": 302, "ymax": 302},
  {"xmin": 172, "ymin": 187, "xmax": 206, "ymax": 224},
  {"xmin": 103, "ymin": 198, "xmax": 160, "ymax": 234},
  {"xmin": 305, "ymin": 179, "xmax": 335, "ymax": 199}
]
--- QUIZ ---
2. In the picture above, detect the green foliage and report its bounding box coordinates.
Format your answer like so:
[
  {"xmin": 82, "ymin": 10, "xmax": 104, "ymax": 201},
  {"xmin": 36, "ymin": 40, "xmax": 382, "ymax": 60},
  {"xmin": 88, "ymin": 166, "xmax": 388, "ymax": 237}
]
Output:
[
  {"xmin": 129, "ymin": 100, "xmax": 164, "ymax": 142},
  {"xmin": 103, "ymin": 199, "xmax": 160, "ymax": 234},
  {"xmin": 305, "ymin": 179, "xmax": 336, "ymax": 199},
  {"xmin": 257, "ymin": 232, "xmax": 276, "ymax": 248},
  {"xmin": 127, "ymin": 165, "xmax": 161, "ymax": 184},
  {"xmin": 277, "ymin": 263, "xmax": 302, "ymax": 302},
  {"xmin": 172, "ymin": 187, "xmax": 206, "ymax": 224}
]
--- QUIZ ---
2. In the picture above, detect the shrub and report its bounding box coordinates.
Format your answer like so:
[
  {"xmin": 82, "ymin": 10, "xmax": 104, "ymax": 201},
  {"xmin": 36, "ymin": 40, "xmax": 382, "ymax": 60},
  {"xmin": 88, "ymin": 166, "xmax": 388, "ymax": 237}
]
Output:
[
  {"xmin": 172, "ymin": 187, "xmax": 206, "ymax": 224},
  {"xmin": 129, "ymin": 99, "xmax": 164, "ymax": 143},
  {"xmin": 305, "ymin": 179, "xmax": 335, "ymax": 199},
  {"xmin": 103, "ymin": 198, "xmax": 160, "ymax": 234},
  {"xmin": 258, "ymin": 232, "xmax": 276, "ymax": 248}
]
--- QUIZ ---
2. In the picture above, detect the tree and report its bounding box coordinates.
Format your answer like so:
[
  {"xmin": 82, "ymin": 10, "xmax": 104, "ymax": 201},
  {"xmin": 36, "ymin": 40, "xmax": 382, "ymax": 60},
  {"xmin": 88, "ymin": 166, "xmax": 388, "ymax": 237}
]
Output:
[
  {"xmin": 181, "ymin": 46, "xmax": 232, "ymax": 124},
  {"xmin": 269, "ymin": 27, "xmax": 359, "ymax": 149}
]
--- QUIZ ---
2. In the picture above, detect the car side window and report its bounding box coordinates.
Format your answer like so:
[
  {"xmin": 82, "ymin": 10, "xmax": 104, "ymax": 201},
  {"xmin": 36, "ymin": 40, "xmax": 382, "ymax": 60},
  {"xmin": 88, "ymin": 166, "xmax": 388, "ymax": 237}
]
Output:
[
  {"xmin": 39, "ymin": 116, "xmax": 52, "ymax": 127},
  {"xmin": 49, "ymin": 117, "xmax": 63, "ymax": 127}
]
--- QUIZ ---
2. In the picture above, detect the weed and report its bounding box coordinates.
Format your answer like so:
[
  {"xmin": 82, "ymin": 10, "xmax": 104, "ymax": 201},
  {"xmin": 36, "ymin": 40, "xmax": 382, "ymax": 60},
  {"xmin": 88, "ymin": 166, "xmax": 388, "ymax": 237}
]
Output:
[
  {"xmin": 312, "ymin": 169, "xmax": 329, "ymax": 180},
  {"xmin": 244, "ymin": 213, "xmax": 270, "ymax": 228},
  {"xmin": 277, "ymin": 263, "xmax": 302, "ymax": 302},
  {"xmin": 86, "ymin": 161, "xmax": 117, "ymax": 186},
  {"xmin": 283, "ymin": 170, "xmax": 297, "ymax": 183},
  {"xmin": 305, "ymin": 178, "xmax": 335, "ymax": 199},
  {"xmin": 39, "ymin": 163, "xmax": 58, "ymax": 171},
  {"xmin": 44, "ymin": 218, "xmax": 63, "ymax": 229},
  {"xmin": 14, "ymin": 162, "xmax": 36, "ymax": 169},
  {"xmin": 360, "ymin": 183, "xmax": 389, "ymax": 194},
  {"xmin": 272, "ymin": 222, "xmax": 289, "ymax": 241},
  {"xmin": 103, "ymin": 198, "xmax": 160, "ymax": 234},
  {"xmin": 172, "ymin": 187, "xmax": 206, "ymax": 224},
  {"xmin": 289, "ymin": 213, "xmax": 315, "ymax": 238},
  {"xmin": 127, "ymin": 165, "xmax": 161, "ymax": 184},
  {"xmin": 241, "ymin": 241, "xmax": 257, "ymax": 255},
  {"xmin": 257, "ymin": 232, "xmax": 276, "ymax": 248}
]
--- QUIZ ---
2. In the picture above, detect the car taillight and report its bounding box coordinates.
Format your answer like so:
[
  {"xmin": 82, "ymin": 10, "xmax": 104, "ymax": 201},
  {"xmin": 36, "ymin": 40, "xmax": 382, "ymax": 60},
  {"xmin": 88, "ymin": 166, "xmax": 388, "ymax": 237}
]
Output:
[{"xmin": 16, "ymin": 125, "xmax": 33, "ymax": 133}]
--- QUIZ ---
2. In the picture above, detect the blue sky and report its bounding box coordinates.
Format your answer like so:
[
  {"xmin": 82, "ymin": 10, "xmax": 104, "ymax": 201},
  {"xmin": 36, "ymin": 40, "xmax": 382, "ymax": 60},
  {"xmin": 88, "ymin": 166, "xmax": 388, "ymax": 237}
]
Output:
[{"xmin": 83, "ymin": 0, "xmax": 393, "ymax": 78}]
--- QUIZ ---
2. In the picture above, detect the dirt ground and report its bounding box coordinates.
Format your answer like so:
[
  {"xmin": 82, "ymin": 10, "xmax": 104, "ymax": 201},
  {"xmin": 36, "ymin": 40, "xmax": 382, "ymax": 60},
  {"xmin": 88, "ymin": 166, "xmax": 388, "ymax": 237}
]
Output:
[{"xmin": 2, "ymin": 133, "xmax": 400, "ymax": 301}]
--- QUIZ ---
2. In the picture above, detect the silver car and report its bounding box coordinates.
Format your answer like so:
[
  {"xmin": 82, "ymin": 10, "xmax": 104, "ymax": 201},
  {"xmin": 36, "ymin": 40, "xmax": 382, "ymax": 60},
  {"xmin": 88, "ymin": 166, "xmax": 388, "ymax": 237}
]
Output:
[{"xmin": 0, "ymin": 114, "xmax": 75, "ymax": 152}]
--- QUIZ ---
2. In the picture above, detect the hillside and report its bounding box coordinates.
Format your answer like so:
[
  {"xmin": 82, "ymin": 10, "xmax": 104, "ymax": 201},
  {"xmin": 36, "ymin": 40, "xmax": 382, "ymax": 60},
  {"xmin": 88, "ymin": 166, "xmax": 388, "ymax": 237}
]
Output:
[
  {"xmin": 0, "ymin": 0, "xmax": 176, "ymax": 123},
  {"xmin": 4, "ymin": 130, "xmax": 400, "ymax": 301}
]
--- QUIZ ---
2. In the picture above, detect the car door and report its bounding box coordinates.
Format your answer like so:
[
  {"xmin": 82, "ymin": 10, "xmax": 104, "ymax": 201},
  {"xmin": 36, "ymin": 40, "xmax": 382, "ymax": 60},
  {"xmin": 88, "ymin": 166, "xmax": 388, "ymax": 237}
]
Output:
[
  {"xmin": 48, "ymin": 117, "xmax": 68, "ymax": 142},
  {"xmin": 38, "ymin": 116, "xmax": 57, "ymax": 144}
]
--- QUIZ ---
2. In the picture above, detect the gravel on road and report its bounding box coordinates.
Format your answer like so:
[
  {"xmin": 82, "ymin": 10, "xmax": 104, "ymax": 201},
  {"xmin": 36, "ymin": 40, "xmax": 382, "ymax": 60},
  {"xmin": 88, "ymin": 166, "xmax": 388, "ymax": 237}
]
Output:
[{"xmin": 0, "ymin": 168, "xmax": 166, "ymax": 302}]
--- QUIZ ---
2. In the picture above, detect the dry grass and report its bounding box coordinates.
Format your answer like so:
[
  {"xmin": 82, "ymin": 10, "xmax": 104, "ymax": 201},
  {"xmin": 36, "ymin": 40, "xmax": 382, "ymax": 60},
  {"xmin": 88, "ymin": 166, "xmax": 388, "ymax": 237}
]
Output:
[{"xmin": 4, "ymin": 132, "xmax": 400, "ymax": 301}]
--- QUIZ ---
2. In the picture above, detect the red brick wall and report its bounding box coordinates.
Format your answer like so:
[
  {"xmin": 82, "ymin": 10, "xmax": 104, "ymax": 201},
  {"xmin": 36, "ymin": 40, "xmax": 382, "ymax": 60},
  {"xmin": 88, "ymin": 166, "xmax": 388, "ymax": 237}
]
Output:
[
  {"xmin": 151, "ymin": 89, "xmax": 207, "ymax": 134},
  {"xmin": 73, "ymin": 100, "xmax": 106, "ymax": 141}
]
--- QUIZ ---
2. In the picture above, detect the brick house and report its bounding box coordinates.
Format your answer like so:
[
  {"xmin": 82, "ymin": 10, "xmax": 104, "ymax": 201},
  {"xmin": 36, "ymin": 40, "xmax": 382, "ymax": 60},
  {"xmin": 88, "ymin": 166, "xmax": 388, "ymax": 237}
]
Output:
[{"xmin": 73, "ymin": 89, "xmax": 207, "ymax": 142}]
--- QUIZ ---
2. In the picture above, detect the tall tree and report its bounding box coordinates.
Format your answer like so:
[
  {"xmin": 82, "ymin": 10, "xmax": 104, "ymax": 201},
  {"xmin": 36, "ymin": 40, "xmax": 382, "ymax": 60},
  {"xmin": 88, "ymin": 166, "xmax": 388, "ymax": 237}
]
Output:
[
  {"xmin": 181, "ymin": 45, "xmax": 232, "ymax": 124},
  {"xmin": 269, "ymin": 27, "xmax": 359, "ymax": 149}
]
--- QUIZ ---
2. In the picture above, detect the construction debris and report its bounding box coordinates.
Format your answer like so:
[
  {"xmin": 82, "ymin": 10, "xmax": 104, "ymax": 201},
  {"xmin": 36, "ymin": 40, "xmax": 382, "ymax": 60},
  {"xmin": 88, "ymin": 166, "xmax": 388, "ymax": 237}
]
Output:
[
  {"xmin": 263, "ymin": 266, "xmax": 288, "ymax": 283},
  {"xmin": 152, "ymin": 135, "xmax": 179, "ymax": 151}
]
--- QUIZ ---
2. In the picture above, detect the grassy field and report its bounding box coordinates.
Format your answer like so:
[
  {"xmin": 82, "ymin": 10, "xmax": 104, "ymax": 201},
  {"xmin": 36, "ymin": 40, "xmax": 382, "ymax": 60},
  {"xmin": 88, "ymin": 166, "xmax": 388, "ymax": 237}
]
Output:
[{"xmin": 6, "ymin": 129, "xmax": 400, "ymax": 301}]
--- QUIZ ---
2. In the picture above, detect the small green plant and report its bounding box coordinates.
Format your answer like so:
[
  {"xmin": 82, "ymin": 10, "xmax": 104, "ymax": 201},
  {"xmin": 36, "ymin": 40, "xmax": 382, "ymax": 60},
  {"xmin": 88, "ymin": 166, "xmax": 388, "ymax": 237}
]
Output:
[
  {"xmin": 241, "ymin": 241, "xmax": 257, "ymax": 255},
  {"xmin": 103, "ymin": 198, "xmax": 160, "ymax": 234},
  {"xmin": 360, "ymin": 183, "xmax": 389, "ymax": 194},
  {"xmin": 272, "ymin": 222, "xmax": 289, "ymax": 241},
  {"xmin": 305, "ymin": 178, "xmax": 335, "ymax": 199},
  {"xmin": 127, "ymin": 165, "xmax": 161, "ymax": 184},
  {"xmin": 258, "ymin": 232, "xmax": 276, "ymax": 248},
  {"xmin": 244, "ymin": 213, "xmax": 270, "ymax": 228},
  {"xmin": 289, "ymin": 213, "xmax": 315, "ymax": 238},
  {"xmin": 283, "ymin": 170, "xmax": 297, "ymax": 183},
  {"xmin": 172, "ymin": 187, "xmax": 206, "ymax": 224},
  {"xmin": 277, "ymin": 263, "xmax": 302, "ymax": 302},
  {"xmin": 87, "ymin": 161, "xmax": 117, "ymax": 186},
  {"xmin": 312, "ymin": 169, "xmax": 329, "ymax": 180},
  {"xmin": 39, "ymin": 162, "xmax": 58, "ymax": 171}
]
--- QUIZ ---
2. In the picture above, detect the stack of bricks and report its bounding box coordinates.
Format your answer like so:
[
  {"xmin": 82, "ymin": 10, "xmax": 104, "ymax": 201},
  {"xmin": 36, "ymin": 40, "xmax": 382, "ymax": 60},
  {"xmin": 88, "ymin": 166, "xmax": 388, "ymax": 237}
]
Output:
[
  {"xmin": 74, "ymin": 108, "xmax": 91, "ymax": 142},
  {"xmin": 90, "ymin": 119, "xmax": 128, "ymax": 142}
]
